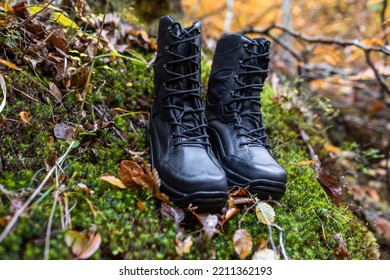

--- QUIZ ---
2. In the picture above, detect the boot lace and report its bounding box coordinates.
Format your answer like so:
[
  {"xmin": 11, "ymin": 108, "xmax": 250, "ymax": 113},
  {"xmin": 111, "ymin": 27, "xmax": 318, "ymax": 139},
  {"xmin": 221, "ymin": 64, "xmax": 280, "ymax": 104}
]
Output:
[
  {"xmin": 225, "ymin": 39, "xmax": 271, "ymax": 148},
  {"xmin": 162, "ymin": 23, "xmax": 209, "ymax": 147}
]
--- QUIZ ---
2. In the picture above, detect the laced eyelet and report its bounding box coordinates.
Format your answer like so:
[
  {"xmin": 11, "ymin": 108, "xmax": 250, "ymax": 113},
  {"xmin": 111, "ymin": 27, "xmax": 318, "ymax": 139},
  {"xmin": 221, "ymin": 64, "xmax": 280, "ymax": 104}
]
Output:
[
  {"xmin": 238, "ymin": 60, "xmax": 243, "ymax": 65},
  {"xmin": 168, "ymin": 26, "xmax": 172, "ymax": 31},
  {"xmin": 162, "ymin": 82, "xmax": 166, "ymax": 87},
  {"xmin": 163, "ymin": 64, "xmax": 167, "ymax": 69},
  {"xmin": 238, "ymin": 143, "xmax": 244, "ymax": 148},
  {"xmin": 165, "ymin": 46, "xmax": 169, "ymax": 50}
]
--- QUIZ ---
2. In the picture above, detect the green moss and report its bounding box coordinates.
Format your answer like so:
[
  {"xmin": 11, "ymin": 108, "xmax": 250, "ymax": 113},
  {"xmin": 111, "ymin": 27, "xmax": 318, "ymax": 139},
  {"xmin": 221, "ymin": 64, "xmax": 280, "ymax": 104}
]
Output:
[{"xmin": 0, "ymin": 51, "xmax": 379, "ymax": 260}]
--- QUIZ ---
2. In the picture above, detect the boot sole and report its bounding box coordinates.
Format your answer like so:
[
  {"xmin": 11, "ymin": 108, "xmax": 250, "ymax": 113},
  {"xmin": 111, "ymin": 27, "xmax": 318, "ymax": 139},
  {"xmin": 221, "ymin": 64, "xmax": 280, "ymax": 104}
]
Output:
[
  {"xmin": 228, "ymin": 178, "xmax": 286, "ymax": 200},
  {"xmin": 160, "ymin": 181, "xmax": 228, "ymax": 212},
  {"xmin": 148, "ymin": 120, "xmax": 228, "ymax": 212},
  {"xmin": 224, "ymin": 167, "xmax": 286, "ymax": 200}
]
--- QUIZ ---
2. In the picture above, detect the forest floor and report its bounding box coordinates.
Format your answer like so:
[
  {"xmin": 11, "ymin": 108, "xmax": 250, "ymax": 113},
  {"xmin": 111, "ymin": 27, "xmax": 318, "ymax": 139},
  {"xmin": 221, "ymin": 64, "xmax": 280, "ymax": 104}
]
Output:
[{"xmin": 0, "ymin": 2, "xmax": 389, "ymax": 259}]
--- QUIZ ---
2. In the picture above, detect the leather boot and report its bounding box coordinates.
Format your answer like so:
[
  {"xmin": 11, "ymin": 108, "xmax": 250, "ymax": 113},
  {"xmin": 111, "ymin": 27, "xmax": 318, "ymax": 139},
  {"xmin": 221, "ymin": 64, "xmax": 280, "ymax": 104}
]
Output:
[
  {"xmin": 206, "ymin": 34, "xmax": 287, "ymax": 200},
  {"xmin": 149, "ymin": 16, "xmax": 228, "ymax": 212}
]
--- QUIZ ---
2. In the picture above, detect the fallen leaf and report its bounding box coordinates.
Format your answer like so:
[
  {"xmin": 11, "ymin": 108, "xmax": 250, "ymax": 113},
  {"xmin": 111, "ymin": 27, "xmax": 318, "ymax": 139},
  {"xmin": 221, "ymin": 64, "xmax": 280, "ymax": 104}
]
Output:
[
  {"xmin": 49, "ymin": 82, "xmax": 62, "ymax": 101},
  {"xmin": 224, "ymin": 207, "xmax": 240, "ymax": 224},
  {"xmin": 77, "ymin": 232, "xmax": 102, "ymax": 260},
  {"xmin": 198, "ymin": 213, "xmax": 219, "ymax": 238},
  {"xmin": 0, "ymin": 58, "xmax": 21, "ymax": 71},
  {"xmin": 255, "ymin": 201, "xmax": 275, "ymax": 225},
  {"xmin": 53, "ymin": 122, "xmax": 75, "ymax": 140},
  {"xmin": 136, "ymin": 200, "xmax": 147, "ymax": 211},
  {"xmin": 160, "ymin": 203, "xmax": 185, "ymax": 228},
  {"xmin": 233, "ymin": 197, "xmax": 255, "ymax": 205},
  {"xmin": 316, "ymin": 173, "xmax": 342, "ymax": 206},
  {"xmin": 333, "ymin": 233, "xmax": 351, "ymax": 259},
  {"xmin": 374, "ymin": 217, "xmax": 390, "ymax": 238},
  {"xmin": 77, "ymin": 182, "xmax": 94, "ymax": 195},
  {"xmin": 20, "ymin": 111, "xmax": 31, "ymax": 124},
  {"xmin": 65, "ymin": 230, "xmax": 88, "ymax": 256},
  {"xmin": 99, "ymin": 174, "xmax": 127, "ymax": 189},
  {"xmin": 0, "ymin": 215, "xmax": 11, "ymax": 227},
  {"xmin": 119, "ymin": 160, "xmax": 145, "ymax": 190},
  {"xmin": 295, "ymin": 159, "xmax": 318, "ymax": 166},
  {"xmin": 10, "ymin": 198, "xmax": 24, "ymax": 214},
  {"xmin": 252, "ymin": 248, "xmax": 279, "ymax": 260},
  {"xmin": 175, "ymin": 233, "xmax": 193, "ymax": 256},
  {"xmin": 324, "ymin": 143, "xmax": 341, "ymax": 154},
  {"xmin": 233, "ymin": 229, "xmax": 253, "ymax": 260}
]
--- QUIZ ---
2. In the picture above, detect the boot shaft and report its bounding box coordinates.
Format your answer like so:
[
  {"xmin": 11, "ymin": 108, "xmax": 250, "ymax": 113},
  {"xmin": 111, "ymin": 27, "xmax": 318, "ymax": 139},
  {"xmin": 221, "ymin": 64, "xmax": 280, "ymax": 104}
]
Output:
[
  {"xmin": 154, "ymin": 16, "xmax": 202, "ymax": 120},
  {"xmin": 206, "ymin": 33, "xmax": 271, "ymax": 147},
  {"xmin": 206, "ymin": 34, "xmax": 270, "ymax": 123}
]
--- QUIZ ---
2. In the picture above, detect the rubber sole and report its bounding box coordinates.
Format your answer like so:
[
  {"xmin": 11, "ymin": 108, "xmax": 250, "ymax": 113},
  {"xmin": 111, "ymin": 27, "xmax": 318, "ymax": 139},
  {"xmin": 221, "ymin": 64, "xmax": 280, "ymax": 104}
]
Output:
[
  {"xmin": 148, "ymin": 121, "xmax": 228, "ymax": 212},
  {"xmin": 227, "ymin": 175, "xmax": 286, "ymax": 200}
]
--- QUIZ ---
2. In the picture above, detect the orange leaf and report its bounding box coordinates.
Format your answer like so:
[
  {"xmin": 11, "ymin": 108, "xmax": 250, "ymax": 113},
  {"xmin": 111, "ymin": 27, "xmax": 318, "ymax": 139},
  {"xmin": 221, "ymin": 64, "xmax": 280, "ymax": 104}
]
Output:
[
  {"xmin": 233, "ymin": 229, "xmax": 253, "ymax": 260},
  {"xmin": 0, "ymin": 58, "xmax": 21, "ymax": 71},
  {"xmin": 99, "ymin": 174, "xmax": 126, "ymax": 189},
  {"xmin": 324, "ymin": 143, "xmax": 341, "ymax": 154},
  {"xmin": 20, "ymin": 111, "xmax": 31, "ymax": 124},
  {"xmin": 136, "ymin": 200, "xmax": 147, "ymax": 211},
  {"xmin": 295, "ymin": 160, "xmax": 318, "ymax": 166}
]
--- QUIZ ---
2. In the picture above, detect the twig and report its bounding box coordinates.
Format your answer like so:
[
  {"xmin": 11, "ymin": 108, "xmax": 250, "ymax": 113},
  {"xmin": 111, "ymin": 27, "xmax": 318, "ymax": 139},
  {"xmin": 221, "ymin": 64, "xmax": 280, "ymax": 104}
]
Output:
[
  {"xmin": 0, "ymin": 141, "xmax": 75, "ymax": 244},
  {"xmin": 240, "ymin": 23, "xmax": 390, "ymax": 96},
  {"xmin": 44, "ymin": 188, "xmax": 59, "ymax": 260},
  {"xmin": 299, "ymin": 128, "xmax": 322, "ymax": 174},
  {"xmin": 0, "ymin": 74, "xmax": 6, "ymax": 114},
  {"xmin": 242, "ymin": 24, "xmax": 390, "ymax": 55},
  {"xmin": 273, "ymin": 223, "xmax": 288, "ymax": 260},
  {"xmin": 364, "ymin": 50, "xmax": 390, "ymax": 96}
]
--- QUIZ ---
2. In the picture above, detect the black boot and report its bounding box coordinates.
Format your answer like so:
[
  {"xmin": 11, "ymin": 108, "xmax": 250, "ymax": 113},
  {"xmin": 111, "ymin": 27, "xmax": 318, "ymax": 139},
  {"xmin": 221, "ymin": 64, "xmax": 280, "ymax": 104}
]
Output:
[
  {"xmin": 206, "ymin": 34, "xmax": 287, "ymax": 200},
  {"xmin": 149, "ymin": 16, "xmax": 228, "ymax": 212}
]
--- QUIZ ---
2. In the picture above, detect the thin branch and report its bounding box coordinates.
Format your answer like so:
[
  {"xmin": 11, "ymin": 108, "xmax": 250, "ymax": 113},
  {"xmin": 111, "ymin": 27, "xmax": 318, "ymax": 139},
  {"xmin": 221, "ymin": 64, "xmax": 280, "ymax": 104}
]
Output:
[
  {"xmin": 241, "ymin": 23, "xmax": 390, "ymax": 55},
  {"xmin": 364, "ymin": 50, "xmax": 390, "ymax": 95},
  {"xmin": 240, "ymin": 23, "xmax": 390, "ymax": 96}
]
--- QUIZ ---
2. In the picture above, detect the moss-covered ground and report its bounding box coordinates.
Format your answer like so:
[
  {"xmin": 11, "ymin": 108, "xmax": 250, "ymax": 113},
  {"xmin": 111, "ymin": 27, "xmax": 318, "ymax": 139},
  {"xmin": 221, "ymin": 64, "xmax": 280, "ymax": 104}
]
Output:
[{"xmin": 0, "ymin": 51, "xmax": 380, "ymax": 259}]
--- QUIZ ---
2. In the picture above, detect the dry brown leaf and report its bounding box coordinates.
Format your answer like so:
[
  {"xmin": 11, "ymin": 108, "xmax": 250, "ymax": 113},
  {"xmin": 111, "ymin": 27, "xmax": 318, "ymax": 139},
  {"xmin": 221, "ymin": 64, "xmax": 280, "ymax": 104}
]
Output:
[
  {"xmin": 77, "ymin": 182, "xmax": 95, "ymax": 195},
  {"xmin": 333, "ymin": 233, "xmax": 351, "ymax": 259},
  {"xmin": 175, "ymin": 234, "xmax": 193, "ymax": 256},
  {"xmin": 99, "ymin": 174, "xmax": 127, "ymax": 189},
  {"xmin": 119, "ymin": 160, "xmax": 145, "ymax": 190},
  {"xmin": 77, "ymin": 233, "xmax": 102, "ymax": 260},
  {"xmin": 160, "ymin": 203, "xmax": 185, "ymax": 228},
  {"xmin": 225, "ymin": 207, "xmax": 240, "ymax": 223},
  {"xmin": 316, "ymin": 173, "xmax": 342, "ymax": 206},
  {"xmin": 49, "ymin": 82, "xmax": 62, "ymax": 101},
  {"xmin": 0, "ymin": 58, "xmax": 21, "ymax": 71},
  {"xmin": 20, "ymin": 111, "xmax": 31, "ymax": 124},
  {"xmin": 0, "ymin": 215, "xmax": 11, "ymax": 227},
  {"xmin": 233, "ymin": 197, "xmax": 254, "ymax": 205},
  {"xmin": 233, "ymin": 229, "xmax": 253, "ymax": 260},
  {"xmin": 198, "ymin": 213, "xmax": 219, "ymax": 238}
]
